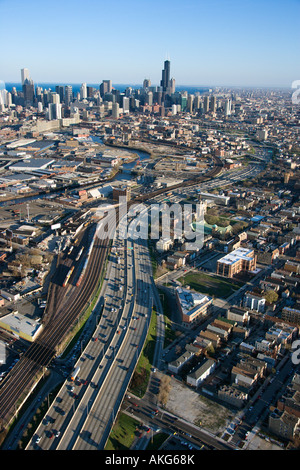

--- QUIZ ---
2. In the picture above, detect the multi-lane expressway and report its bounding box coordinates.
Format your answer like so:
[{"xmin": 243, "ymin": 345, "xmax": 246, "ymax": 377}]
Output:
[
  {"xmin": 25, "ymin": 158, "xmax": 264, "ymax": 450},
  {"xmin": 2, "ymin": 151, "xmax": 267, "ymax": 449},
  {"xmin": 26, "ymin": 207, "xmax": 155, "ymax": 450}
]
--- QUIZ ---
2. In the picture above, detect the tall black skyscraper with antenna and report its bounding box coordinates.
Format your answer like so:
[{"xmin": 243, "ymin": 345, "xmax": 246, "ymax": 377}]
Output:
[{"xmin": 160, "ymin": 59, "xmax": 170, "ymax": 92}]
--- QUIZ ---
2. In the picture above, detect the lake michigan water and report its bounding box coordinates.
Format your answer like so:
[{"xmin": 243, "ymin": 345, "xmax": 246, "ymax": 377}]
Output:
[{"xmin": 4, "ymin": 82, "xmax": 210, "ymax": 95}]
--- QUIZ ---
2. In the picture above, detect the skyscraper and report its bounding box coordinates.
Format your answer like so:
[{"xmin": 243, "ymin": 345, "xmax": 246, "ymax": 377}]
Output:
[
  {"xmin": 112, "ymin": 102, "xmax": 119, "ymax": 119},
  {"xmin": 80, "ymin": 83, "xmax": 87, "ymax": 100},
  {"xmin": 55, "ymin": 85, "xmax": 64, "ymax": 103},
  {"xmin": 143, "ymin": 78, "xmax": 151, "ymax": 89},
  {"xmin": 21, "ymin": 67, "xmax": 35, "ymax": 106},
  {"xmin": 50, "ymin": 92, "xmax": 60, "ymax": 104},
  {"xmin": 160, "ymin": 59, "xmax": 170, "ymax": 92},
  {"xmin": 187, "ymin": 94, "xmax": 194, "ymax": 113},
  {"xmin": 224, "ymin": 99, "xmax": 232, "ymax": 116},
  {"xmin": 65, "ymin": 85, "xmax": 73, "ymax": 106},
  {"xmin": 100, "ymin": 80, "xmax": 112, "ymax": 97},
  {"xmin": 169, "ymin": 78, "xmax": 176, "ymax": 94},
  {"xmin": 48, "ymin": 102, "xmax": 62, "ymax": 120},
  {"xmin": 21, "ymin": 68, "xmax": 30, "ymax": 85},
  {"xmin": 122, "ymin": 96, "xmax": 130, "ymax": 114},
  {"xmin": 22, "ymin": 78, "xmax": 35, "ymax": 106},
  {"xmin": 210, "ymin": 95, "xmax": 217, "ymax": 113},
  {"xmin": 203, "ymin": 96, "xmax": 210, "ymax": 113}
]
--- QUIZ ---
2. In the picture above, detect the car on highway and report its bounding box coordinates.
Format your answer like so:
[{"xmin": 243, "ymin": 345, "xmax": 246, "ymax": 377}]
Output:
[{"xmin": 56, "ymin": 407, "xmax": 65, "ymax": 416}]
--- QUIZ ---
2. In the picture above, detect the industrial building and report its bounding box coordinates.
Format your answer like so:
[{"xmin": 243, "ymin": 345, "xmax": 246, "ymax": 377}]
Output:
[
  {"xmin": 0, "ymin": 312, "xmax": 43, "ymax": 342},
  {"xmin": 8, "ymin": 158, "xmax": 55, "ymax": 172}
]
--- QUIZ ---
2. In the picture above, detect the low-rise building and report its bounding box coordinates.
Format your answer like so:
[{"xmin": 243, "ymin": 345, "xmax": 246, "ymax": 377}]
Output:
[
  {"xmin": 156, "ymin": 237, "xmax": 173, "ymax": 253},
  {"xmin": 227, "ymin": 305, "xmax": 250, "ymax": 325},
  {"xmin": 197, "ymin": 329, "xmax": 222, "ymax": 348},
  {"xmin": 217, "ymin": 247, "xmax": 257, "ymax": 277},
  {"xmin": 0, "ymin": 312, "xmax": 43, "ymax": 342},
  {"xmin": 282, "ymin": 307, "xmax": 300, "ymax": 325},
  {"xmin": 218, "ymin": 384, "xmax": 248, "ymax": 409},
  {"xmin": 175, "ymin": 286, "xmax": 213, "ymax": 328},
  {"xmin": 231, "ymin": 357, "xmax": 267, "ymax": 390},
  {"xmin": 168, "ymin": 350, "xmax": 195, "ymax": 375},
  {"xmin": 186, "ymin": 358, "xmax": 216, "ymax": 388},
  {"xmin": 269, "ymin": 409, "xmax": 300, "ymax": 441},
  {"xmin": 265, "ymin": 323, "xmax": 298, "ymax": 346},
  {"xmin": 243, "ymin": 291, "xmax": 266, "ymax": 313}
]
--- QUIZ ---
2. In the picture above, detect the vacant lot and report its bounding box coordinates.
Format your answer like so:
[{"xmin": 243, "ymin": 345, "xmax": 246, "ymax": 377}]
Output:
[
  {"xmin": 166, "ymin": 378, "xmax": 233, "ymax": 434},
  {"xmin": 178, "ymin": 271, "xmax": 243, "ymax": 299}
]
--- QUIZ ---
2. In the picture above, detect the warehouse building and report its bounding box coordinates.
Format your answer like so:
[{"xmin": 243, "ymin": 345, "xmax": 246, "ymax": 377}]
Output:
[
  {"xmin": 0, "ymin": 312, "xmax": 43, "ymax": 342},
  {"xmin": 8, "ymin": 158, "xmax": 55, "ymax": 172}
]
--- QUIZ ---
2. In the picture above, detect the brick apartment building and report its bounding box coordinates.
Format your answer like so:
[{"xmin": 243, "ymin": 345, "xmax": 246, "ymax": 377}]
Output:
[{"xmin": 216, "ymin": 247, "xmax": 257, "ymax": 278}]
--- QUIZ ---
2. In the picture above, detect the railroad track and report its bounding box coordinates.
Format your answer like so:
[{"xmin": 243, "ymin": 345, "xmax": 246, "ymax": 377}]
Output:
[
  {"xmin": 0, "ymin": 158, "xmax": 222, "ymax": 431},
  {"xmin": 0, "ymin": 227, "xmax": 110, "ymax": 429},
  {"xmin": 133, "ymin": 156, "xmax": 222, "ymax": 203}
]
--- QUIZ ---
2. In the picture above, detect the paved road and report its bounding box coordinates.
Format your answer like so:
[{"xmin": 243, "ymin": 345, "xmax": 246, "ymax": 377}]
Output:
[{"xmin": 26, "ymin": 206, "xmax": 155, "ymax": 450}]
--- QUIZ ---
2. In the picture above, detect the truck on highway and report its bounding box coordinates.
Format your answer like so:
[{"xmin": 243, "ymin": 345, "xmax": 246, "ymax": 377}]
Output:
[{"xmin": 70, "ymin": 366, "xmax": 80, "ymax": 381}]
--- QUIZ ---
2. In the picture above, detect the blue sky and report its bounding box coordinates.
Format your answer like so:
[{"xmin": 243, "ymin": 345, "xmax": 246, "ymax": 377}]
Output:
[{"xmin": 1, "ymin": 0, "xmax": 299, "ymax": 87}]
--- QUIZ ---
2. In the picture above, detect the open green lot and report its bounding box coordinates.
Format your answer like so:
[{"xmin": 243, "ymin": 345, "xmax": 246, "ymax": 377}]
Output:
[
  {"xmin": 129, "ymin": 307, "xmax": 157, "ymax": 397},
  {"xmin": 105, "ymin": 413, "xmax": 140, "ymax": 450},
  {"xmin": 178, "ymin": 271, "xmax": 243, "ymax": 299}
]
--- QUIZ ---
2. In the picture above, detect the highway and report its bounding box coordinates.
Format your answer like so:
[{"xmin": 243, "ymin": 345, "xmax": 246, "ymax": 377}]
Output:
[
  {"xmin": 0, "ymin": 154, "xmax": 222, "ymax": 432},
  {"xmin": 23, "ymin": 156, "xmax": 264, "ymax": 449},
  {"xmin": 26, "ymin": 206, "xmax": 154, "ymax": 449},
  {"xmin": 0, "ymin": 133, "xmax": 273, "ymax": 451}
]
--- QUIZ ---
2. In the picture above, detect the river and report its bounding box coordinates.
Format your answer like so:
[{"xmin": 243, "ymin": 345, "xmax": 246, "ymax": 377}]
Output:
[
  {"xmin": 91, "ymin": 135, "xmax": 150, "ymax": 181},
  {"xmin": 0, "ymin": 139, "xmax": 151, "ymax": 207}
]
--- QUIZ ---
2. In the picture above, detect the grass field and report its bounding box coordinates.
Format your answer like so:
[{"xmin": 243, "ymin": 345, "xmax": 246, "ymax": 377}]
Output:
[
  {"xmin": 105, "ymin": 413, "xmax": 140, "ymax": 450},
  {"xmin": 178, "ymin": 271, "xmax": 243, "ymax": 299},
  {"xmin": 128, "ymin": 306, "xmax": 157, "ymax": 397}
]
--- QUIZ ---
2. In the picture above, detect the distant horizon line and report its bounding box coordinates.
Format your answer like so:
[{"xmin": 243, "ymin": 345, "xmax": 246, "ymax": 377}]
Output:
[{"xmin": 3, "ymin": 81, "xmax": 292, "ymax": 90}]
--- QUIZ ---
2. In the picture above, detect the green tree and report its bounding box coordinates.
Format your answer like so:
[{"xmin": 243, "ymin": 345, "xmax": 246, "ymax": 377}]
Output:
[{"xmin": 264, "ymin": 290, "xmax": 278, "ymax": 304}]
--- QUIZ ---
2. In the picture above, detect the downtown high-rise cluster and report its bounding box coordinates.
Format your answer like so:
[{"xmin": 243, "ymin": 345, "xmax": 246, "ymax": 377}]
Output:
[
  {"xmin": 0, "ymin": 60, "xmax": 178, "ymax": 119},
  {"xmin": 0, "ymin": 59, "xmax": 237, "ymax": 121}
]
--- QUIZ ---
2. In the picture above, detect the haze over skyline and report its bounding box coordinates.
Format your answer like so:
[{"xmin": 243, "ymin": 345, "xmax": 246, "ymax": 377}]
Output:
[{"xmin": 1, "ymin": 0, "xmax": 299, "ymax": 88}]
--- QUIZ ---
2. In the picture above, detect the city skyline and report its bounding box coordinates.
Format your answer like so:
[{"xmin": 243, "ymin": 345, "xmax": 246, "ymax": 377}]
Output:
[{"xmin": 1, "ymin": 0, "xmax": 300, "ymax": 88}]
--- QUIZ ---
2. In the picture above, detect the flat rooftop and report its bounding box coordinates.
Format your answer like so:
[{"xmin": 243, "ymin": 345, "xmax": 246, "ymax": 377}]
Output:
[
  {"xmin": 218, "ymin": 247, "xmax": 254, "ymax": 265},
  {"xmin": 176, "ymin": 286, "xmax": 212, "ymax": 317},
  {"xmin": 0, "ymin": 312, "xmax": 43, "ymax": 341}
]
